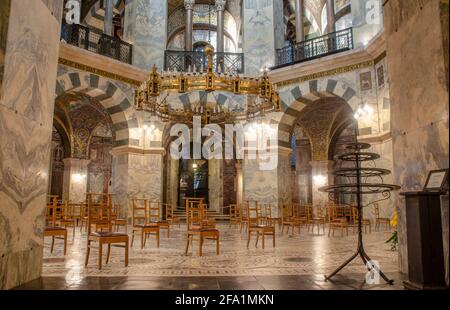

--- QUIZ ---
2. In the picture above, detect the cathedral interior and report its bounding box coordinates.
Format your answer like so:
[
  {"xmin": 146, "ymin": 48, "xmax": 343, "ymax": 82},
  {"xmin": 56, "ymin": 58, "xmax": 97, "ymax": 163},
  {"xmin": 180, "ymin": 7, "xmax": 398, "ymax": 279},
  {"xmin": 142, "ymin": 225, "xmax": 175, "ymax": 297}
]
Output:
[{"xmin": 0, "ymin": 0, "xmax": 448, "ymax": 292}]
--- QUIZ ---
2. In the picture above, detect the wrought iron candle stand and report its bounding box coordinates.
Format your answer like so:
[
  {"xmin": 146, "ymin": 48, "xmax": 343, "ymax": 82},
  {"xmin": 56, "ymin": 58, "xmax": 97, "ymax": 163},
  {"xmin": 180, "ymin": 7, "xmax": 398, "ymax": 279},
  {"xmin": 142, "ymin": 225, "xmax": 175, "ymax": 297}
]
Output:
[{"xmin": 319, "ymin": 142, "xmax": 400, "ymax": 284}]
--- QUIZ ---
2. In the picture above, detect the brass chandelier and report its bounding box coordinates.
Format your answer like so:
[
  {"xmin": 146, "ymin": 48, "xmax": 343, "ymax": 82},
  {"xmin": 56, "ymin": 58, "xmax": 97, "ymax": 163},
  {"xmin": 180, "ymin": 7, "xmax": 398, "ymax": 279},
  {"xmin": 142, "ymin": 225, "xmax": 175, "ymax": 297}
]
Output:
[{"xmin": 134, "ymin": 46, "xmax": 281, "ymax": 125}]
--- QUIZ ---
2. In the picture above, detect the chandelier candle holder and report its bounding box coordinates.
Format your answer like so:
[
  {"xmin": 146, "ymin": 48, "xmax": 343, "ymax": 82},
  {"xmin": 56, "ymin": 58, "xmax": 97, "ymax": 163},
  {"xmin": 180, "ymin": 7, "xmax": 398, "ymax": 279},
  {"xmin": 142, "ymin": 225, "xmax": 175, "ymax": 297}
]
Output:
[
  {"xmin": 318, "ymin": 142, "xmax": 400, "ymax": 284},
  {"xmin": 135, "ymin": 45, "xmax": 281, "ymax": 125}
]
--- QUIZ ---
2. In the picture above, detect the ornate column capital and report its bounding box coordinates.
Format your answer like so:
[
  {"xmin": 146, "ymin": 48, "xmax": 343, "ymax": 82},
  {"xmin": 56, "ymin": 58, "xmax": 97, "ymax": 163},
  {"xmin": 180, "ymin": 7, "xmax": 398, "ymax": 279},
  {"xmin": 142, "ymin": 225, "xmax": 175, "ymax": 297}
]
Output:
[
  {"xmin": 216, "ymin": 0, "xmax": 226, "ymax": 11},
  {"xmin": 184, "ymin": 0, "xmax": 195, "ymax": 10}
]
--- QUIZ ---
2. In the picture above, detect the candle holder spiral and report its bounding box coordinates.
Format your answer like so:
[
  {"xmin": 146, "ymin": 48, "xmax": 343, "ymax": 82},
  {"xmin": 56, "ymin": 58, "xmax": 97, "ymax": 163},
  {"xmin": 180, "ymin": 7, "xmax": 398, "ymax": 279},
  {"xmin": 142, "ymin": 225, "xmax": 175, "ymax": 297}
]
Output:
[{"xmin": 319, "ymin": 142, "xmax": 400, "ymax": 284}]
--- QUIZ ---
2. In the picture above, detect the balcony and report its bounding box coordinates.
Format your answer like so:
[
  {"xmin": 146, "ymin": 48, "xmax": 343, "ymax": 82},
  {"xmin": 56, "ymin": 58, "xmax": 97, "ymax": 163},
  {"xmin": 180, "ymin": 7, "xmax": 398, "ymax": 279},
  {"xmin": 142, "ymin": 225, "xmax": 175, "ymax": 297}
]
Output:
[
  {"xmin": 164, "ymin": 51, "xmax": 244, "ymax": 74},
  {"xmin": 62, "ymin": 23, "xmax": 133, "ymax": 65},
  {"xmin": 272, "ymin": 28, "xmax": 354, "ymax": 69}
]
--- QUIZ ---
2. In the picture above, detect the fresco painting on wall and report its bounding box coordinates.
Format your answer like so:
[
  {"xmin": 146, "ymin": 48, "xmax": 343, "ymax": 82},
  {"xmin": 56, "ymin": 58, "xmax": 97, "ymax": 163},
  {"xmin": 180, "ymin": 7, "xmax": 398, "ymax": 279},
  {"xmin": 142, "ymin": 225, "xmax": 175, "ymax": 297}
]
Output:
[
  {"xmin": 377, "ymin": 64, "xmax": 385, "ymax": 88},
  {"xmin": 360, "ymin": 71, "xmax": 372, "ymax": 91}
]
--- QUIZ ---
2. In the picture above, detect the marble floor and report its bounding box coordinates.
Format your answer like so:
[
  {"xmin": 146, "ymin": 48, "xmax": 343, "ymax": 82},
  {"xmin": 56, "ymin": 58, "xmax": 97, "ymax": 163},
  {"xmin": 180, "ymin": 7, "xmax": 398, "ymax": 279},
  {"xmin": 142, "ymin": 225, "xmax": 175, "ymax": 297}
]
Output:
[{"xmin": 27, "ymin": 223, "xmax": 403, "ymax": 290}]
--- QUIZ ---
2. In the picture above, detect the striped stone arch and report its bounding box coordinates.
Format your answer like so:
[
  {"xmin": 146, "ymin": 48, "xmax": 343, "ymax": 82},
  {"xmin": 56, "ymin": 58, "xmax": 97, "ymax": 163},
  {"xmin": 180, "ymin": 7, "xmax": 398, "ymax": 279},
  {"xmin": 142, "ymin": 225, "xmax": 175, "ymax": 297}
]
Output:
[
  {"xmin": 277, "ymin": 78, "xmax": 359, "ymax": 148},
  {"xmin": 83, "ymin": 0, "xmax": 124, "ymax": 32},
  {"xmin": 55, "ymin": 71, "xmax": 138, "ymax": 147}
]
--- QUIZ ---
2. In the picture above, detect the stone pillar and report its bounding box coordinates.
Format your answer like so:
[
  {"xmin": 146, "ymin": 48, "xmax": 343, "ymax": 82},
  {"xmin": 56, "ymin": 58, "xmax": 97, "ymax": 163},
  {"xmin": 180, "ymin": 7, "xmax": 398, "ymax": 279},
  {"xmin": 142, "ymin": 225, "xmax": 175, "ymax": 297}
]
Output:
[
  {"xmin": 208, "ymin": 159, "xmax": 223, "ymax": 212},
  {"xmin": 184, "ymin": 0, "xmax": 195, "ymax": 51},
  {"xmin": 216, "ymin": 0, "xmax": 226, "ymax": 53},
  {"xmin": 295, "ymin": 0, "xmax": 304, "ymax": 42},
  {"xmin": 111, "ymin": 146, "xmax": 165, "ymax": 219},
  {"xmin": 326, "ymin": 0, "xmax": 336, "ymax": 33},
  {"xmin": 47, "ymin": 141, "xmax": 58, "ymax": 196},
  {"xmin": 123, "ymin": 0, "xmax": 168, "ymax": 70},
  {"xmin": 296, "ymin": 141, "xmax": 312, "ymax": 204},
  {"xmin": 310, "ymin": 160, "xmax": 334, "ymax": 210},
  {"xmin": 235, "ymin": 161, "xmax": 243, "ymax": 205},
  {"xmin": 62, "ymin": 158, "xmax": 90, "ymax": 203},
  {"xmin": 384, "ymin": 0, "xmax": 449, "ymax": 275},
  {"xmin": 0, "ymin": 0, "xmax": 62, "ymax": 290},
  {"xmin": 104, "ymin": 0, "xmax": 114, "ymax": 36},
  {"xmin": 242, "ymin": 0, "xmax": 276, "ymax": 74}
]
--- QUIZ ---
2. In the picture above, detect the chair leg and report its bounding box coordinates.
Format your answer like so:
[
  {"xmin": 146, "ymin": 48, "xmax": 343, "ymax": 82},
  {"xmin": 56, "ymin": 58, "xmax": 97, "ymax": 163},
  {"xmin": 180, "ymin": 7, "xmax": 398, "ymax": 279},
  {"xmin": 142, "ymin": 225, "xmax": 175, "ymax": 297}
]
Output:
[
  {"xmin": 272, "ymin": 231, "xmax": 275, "ymax": 247},
  {"xmin": 156, "ymin": 231, "xmax": 160, "ymax": 248},
  {"xmin": 98, "ymin": 241, "xmax": 103, "ymax": 270},
  {"xmin": 142, "ymin": 231, "xmax": 146, "ymax": 249},
  {"xmin": 247, "ymin": 230, "xmax": 251, "ymax": 248},
  {"xmin": 72, "ymin": 225, "xmax": 76, "ymax": 238},
  {"xmin": 185, "ymin": 234, "xmax": 191, "ymax": 255},
  {"xmin": 131, "ymin": 230, "xmax": 135, "ymax": 247},
  {"xmin": 255, "ymin": 232, "xmax": 259, "ymax": 247},
  {"xmin": 85, "ymin": 240, "xmax": 91, "ymax": 266},
  {"xmin": 167, "ymin": 226, "xmax": 170, "ymax": 238},
  {"xmin": 199, "ymin": 235, "xmax": 203, "ymax": 256},
  {"xmin": 262, "ymin": 233, "xmax": 265, "ymax": 249},
  {"xmin": 125, "ymin": 239, "xmax": 129, "ymax": 267},
  {"xmin": 51, "ymin": 236, "xmax": 55, "ymax": 254},
  {"xmin": 63, "ymin": 231, "xmax": 67, "ymax": 255},
  {"xmin": 106, "ymin": 243, "xmax": 111, "ymax": 264},
  {"xmin": 216, "ymin": 235, "xmax": 219, "ymax": 255}
]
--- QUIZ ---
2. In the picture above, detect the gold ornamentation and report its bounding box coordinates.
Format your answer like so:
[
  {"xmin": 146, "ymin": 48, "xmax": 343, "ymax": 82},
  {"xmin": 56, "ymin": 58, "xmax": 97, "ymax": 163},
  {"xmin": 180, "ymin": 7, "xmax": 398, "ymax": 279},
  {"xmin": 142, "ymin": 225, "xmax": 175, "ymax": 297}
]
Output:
[{"xmin": 135, "ymin": 49, "xmax": 281, "ymax": 124}]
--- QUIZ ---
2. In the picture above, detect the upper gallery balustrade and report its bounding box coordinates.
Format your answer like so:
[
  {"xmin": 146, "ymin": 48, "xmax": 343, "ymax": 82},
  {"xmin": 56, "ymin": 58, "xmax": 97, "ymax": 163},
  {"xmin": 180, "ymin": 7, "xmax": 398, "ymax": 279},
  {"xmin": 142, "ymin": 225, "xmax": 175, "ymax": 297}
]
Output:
[
  {"xmin": 273, "ymin": 28, "xmax": 354, "ymax": 69},
  {"xmin": 62, "ymin": 23, "xmax": 133, "ymax": 64},
  {"xmin": 164, "ymin": 50, "xmax": 244, "ymax": 74}
]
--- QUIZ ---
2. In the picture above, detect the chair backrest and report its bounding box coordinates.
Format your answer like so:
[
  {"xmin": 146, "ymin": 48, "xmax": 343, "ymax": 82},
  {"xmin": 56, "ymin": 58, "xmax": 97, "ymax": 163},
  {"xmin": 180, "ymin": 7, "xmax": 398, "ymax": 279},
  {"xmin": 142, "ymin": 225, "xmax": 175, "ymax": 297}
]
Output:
[
  {"xmin": 132, "ymin": 198, "xmax": 148, "ymax": 226},
  {"xmin": 373, "ymin": 203, "xmax": 381, "ymax": 218},
  {"xmin": 186, "ymin": 200, "xmax": 207, "ymax": 229},
  {"xmin": 59, "ymin": 201, "xmax": 73, "ymax": 221},
  {"xmin": 351, "ymin": 207, "xmax": 359, "ymax": 223},
  {"xmin": 264, "ymin": 204, "xmax": 272, "ymax": 219},
  {"xmin": 229, "ymin": 204, "xmax": 237, "ymax": 219},
  {"xmin": 165, "ymin": 203, "xmax": 174, "ymax": 219},
  {"xmin": 247, "ymin": 201, "xmax": 261, "ymax": 226},
  {"xmin": 87, "ymin": 193, "xmax": 113, "ymax": 235},
  {"xmin": 46, "ymin": 196, "xmax": 58, "ymax": 227},
  {"xmin": 148, "ymin": 202, "xmax": 161, "ymax": 223}
]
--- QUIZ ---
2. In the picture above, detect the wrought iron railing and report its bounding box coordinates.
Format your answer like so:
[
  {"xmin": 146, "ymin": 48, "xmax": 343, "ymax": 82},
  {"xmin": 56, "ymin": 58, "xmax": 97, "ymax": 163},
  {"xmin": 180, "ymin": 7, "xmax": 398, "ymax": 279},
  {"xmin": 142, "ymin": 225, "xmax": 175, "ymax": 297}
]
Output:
[
  {"xmin": 273, "ymin": 27, "xmax": 353, "ymax": 69},
  {"xmin": 164, "ymin": 50, "xmax": 244, "ymax": 74},
  {"xmin": 63, "ymin": 23, "xmax": 133, "ymax": 64}
]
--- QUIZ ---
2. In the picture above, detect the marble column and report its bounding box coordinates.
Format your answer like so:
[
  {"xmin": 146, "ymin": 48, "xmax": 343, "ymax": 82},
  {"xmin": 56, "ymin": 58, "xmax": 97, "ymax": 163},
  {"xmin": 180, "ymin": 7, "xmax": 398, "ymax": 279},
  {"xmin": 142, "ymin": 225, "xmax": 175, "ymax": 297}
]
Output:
[
  {"xmin": 123, "ymin": 0, "xmax": 167, "ymax": 70},
  {"xmin": 104, "ymin": 0, "xmax": 114, "ymax": 36},
  {"xmin": 242, "ymin": 0, "xmax": 276, "ymax": 75},
  {"xmin": 0, "ymin": 0, "xmax": 62, "ymax": 290},
  {"xmin": 216, "ymin": 0, "xmax": 226, "ymax": 53},
  {"xmin": 208, "ymin": 159, "xmax": 223, "ymax": 212},
  {"xmin": 184, "ymin": 0, "xmax": 195, "ymax": 51},
  {"xmin": 326, "ymin": 0, "xmax": 336, "ymax": 33},
  {"xmin": 295, "ymin": 0, "xmax": 304, "ymax": 42},
  {"xmin": 111, "ymin": 146, "xmax": 165, "ymax": 219},
  {"xmin": 310, "ymin": 160, "xmax": 334, "ymax": 210},
  {"xmin": 62, "ymin": 158, "xmax": 90, "ymax": 203},
  {"xmin": 296, "ymin": 141, "xmax": 312, "ymax": 204},
  {"xmin": 235, "ymin": 162, "xmax": 243, "ymax": 205}
]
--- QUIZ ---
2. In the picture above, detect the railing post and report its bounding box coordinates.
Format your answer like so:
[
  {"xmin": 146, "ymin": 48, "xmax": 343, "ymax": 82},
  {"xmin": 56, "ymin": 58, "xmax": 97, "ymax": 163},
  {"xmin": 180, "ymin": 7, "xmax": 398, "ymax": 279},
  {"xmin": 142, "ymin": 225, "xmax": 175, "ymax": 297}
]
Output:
[{"xmin": 84, "ymin": 26, "xmax": 90, "ymax": 50}]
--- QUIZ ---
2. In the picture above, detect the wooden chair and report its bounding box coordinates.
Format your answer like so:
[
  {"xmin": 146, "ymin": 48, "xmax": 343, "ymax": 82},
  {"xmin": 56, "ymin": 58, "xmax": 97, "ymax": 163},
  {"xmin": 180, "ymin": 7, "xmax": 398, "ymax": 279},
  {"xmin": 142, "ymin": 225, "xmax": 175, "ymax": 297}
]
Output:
[
  {"xmin": 309, "ymin": 205, "xmax": 326, "ymax": 234},
  {"xmin": 79, "ymin": 203, "xmax": 89, "ymax": 232},
  {"xmin": 328, "ymin": 205, "xmax": 349, "ymax": 237},
  {"xmin": 229, "ymin": 204, "xmax": 239, "ymax": 227},
  {"xmin": 130, "ymin": 198, "xmax": 160, "ymax": 249},
  {"xmin": 351, "ymin": 207, "xmax": 371, "ymax": 233},
  {"xmin": 57, "ymin": 201, "xmax": 77, "ymax": 238},
  {"xmin": 84, "ymin": 193, "xmax": 129, "ymax": 270},
  {"xmin": 185, "ymin": 201, "xmax": 219, "ymax": 256},
  {"xmin": 111, "ymin": 203, "xmax": 127, "ymax": 233},
  {"xmin": 281, "ymin": 204, "xmax": 299, "ymax": 235},
  {"xmin": 44, "ymin": 197, "xmax": 67, "ymax": 255},
  {"xmin": 247, "ymin": 202, "xmax": 275, "ymax": 249},
  {"xmin": 165, "ymin": 203, "xmax": 180, "ymax": 227},
  {"xmin": 373, "ymin": 204, "xmax": 390, "ymax": 231},
  {"xmin": 149, "ymin": 202, "xmax": 170, "ymax": 237},
  {"xmin": 239, "ymin": 203, "xmax": 249, "ymax": 232},
  {"xmin": 71, "ymin": 203, "xmax": 82, "ymax": 226}
]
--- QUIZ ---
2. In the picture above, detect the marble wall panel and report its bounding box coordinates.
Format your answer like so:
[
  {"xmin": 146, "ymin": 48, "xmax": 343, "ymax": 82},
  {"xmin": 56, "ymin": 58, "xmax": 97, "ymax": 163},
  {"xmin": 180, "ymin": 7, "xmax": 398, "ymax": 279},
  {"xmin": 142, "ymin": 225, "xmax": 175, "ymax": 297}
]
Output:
[
  {"xmin": 242, "ymin": 0, "xmax": 276, "ymax": 75},
  {"xmin": 0, "ymin": 0, "xmax": 11, "ymax": 101},
  {"xmin": 124, "ymin": 0, "xmax": 167, "ymax": 71},
  {"xmin": 208, "ymin": 159, "xmax": 223, "ymax": 212},
  {"xmin": 0, "ymin": 0, "xmax": 60, "ymax": 289},
  {"xmin": 384, "ymin": 0, "xmax": 449, "ymax": 274}
]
